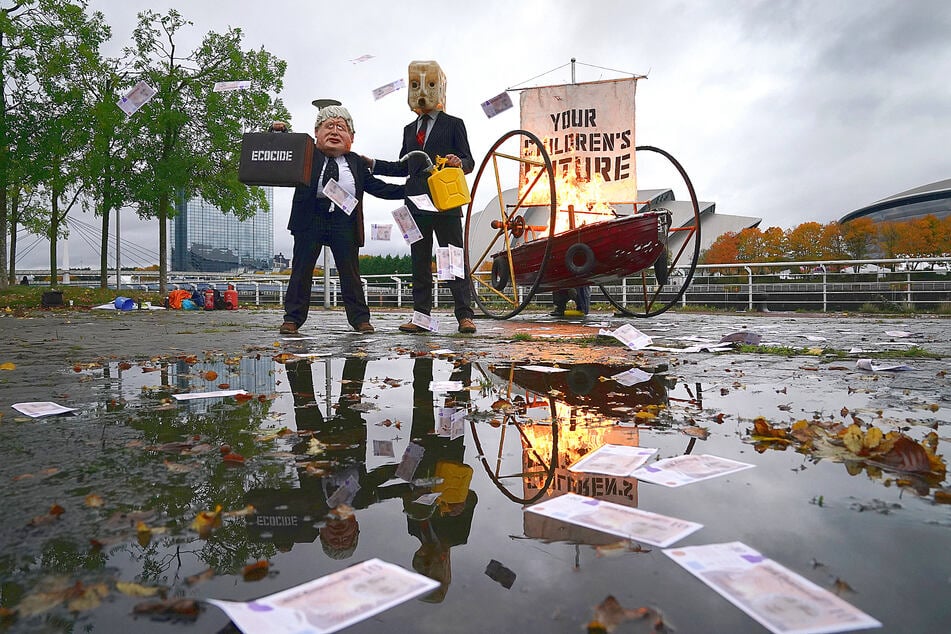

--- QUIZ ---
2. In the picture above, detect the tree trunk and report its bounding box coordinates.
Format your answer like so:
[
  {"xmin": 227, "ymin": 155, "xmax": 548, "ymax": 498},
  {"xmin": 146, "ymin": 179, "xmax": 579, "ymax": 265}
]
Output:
[
  {"xmin": 99, "ymin": 203, "xmax": 110, "ymax": 288},
  {"xmin": 49, "ymin": 197, "xmax": 59, "ymax": 288},
  {"xmin": 0, "ymin": 29, "xmax": 8, "ymax": 290},
  {"xmin": 159, "ymin": 197, "xmax": 168, "ymax": 296},
  {"xmin": 8, "ymin": 191, "xmax": 17, "ymax": 284}
]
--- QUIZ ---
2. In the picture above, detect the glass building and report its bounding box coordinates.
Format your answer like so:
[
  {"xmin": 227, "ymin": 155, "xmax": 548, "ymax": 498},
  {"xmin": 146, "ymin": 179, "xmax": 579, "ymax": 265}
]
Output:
[
  {"xmin": 839, "ymin": 178, "xmax": 951, "ymax": 225},
  {"xmin": 171, "ymin": 189, "xmax": 274, "ymax": 272}
]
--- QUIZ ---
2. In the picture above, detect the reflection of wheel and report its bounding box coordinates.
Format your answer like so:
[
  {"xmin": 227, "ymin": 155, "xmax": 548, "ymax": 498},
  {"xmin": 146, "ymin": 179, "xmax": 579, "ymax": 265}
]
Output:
[
  {"xmin": 468, "ymin": 363, "xmax": 558, "ymax": 504},
  {"xmin": 565, "ymin": 366, "xmax": 597, "ymax": 396},
  {"xmin": 464, "ymin": 130, "xmax": 557, "ymax": 319},
  {"xmin": 565, "ymin": 242, "xmax": 596, "ymax": 276},
  {"xmin": 599, "ymin": 145, "xmax": 701, "ymax": 318}
]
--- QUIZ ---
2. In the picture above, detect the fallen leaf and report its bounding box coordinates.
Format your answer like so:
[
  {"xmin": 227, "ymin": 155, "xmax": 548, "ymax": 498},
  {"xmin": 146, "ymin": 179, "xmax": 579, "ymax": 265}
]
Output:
[
  {"xmin": 0, "ymin": 362, "xmax": 15, "ymax": 371},
  {"xmin": 202, "ymin": 370, "xmax": 218, "ymax": 381},
  {"xmin": 116, "ymin": 581, "xmax": 160, "ymax": 597},
  {"xmin": 682, "ymin": 426, "xmax": 709, "ymax": 440},
  {"xmin": 191, "ymin": 505, "xmax": 222, "ymax": 538},
  {"xmin": 242, "ymin": 560, "xmax": 269, "ymax": 582},
  {"xmin": 590, "ymin": 595, "xmax": 649, "ymax": 632},
  {"xmin": 132, "ymin": 598, "xmax": 199, "ymax": 619},
  {"xmin": 84, "ymin": 494, "xmax": 104, "ymax": 508},
  {"xmin": 222, "ymin": 452, "xmax": 246, "ymax": 465},
  {"xmin": 185, "ymin": 568, "xmax": 215, "ymax": 586}
]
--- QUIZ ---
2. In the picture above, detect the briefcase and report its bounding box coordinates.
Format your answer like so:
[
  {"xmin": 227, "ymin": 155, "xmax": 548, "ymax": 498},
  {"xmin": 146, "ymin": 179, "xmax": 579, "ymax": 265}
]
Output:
[{"xmin": 238, "ymin": 132, "xmax": 314, "ymax": 187}]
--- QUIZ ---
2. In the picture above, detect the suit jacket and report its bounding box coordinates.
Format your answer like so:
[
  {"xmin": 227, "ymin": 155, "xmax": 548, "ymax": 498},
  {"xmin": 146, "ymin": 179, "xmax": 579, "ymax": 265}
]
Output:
[
  {"xmin": 373, "ymin": 111, "xmax": 474, "ymax": 217},
  {"xmin": 287, "ymin": 151, "xmax": 404, "ymax": 246}
]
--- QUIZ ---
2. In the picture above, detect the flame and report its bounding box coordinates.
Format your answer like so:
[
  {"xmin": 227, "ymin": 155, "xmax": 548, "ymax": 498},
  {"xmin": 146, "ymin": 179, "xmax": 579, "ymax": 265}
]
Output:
[
  {"xmin": 521, "ymin": 403, "xmax": 611, "ymax": 491},
  {"xmin": 520, "ymin": 159, "xmax": 616, "ymax": 237}
]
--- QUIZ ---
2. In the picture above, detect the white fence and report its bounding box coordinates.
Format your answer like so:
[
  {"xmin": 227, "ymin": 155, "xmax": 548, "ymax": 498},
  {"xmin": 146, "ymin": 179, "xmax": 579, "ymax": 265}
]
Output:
[{"xmin": 20, "ymin": 256, "xmax": 951, "ymax": 312}]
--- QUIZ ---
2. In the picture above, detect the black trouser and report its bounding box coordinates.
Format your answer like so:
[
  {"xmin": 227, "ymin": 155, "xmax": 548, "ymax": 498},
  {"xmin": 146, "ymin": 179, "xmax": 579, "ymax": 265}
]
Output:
[
  {"xmin": 409, "ymin": 213, "xmax": 474, "ymax": 321},
  {"xmin": 284, "ymin": 210, "xmax": 369, "ymax": 328}
]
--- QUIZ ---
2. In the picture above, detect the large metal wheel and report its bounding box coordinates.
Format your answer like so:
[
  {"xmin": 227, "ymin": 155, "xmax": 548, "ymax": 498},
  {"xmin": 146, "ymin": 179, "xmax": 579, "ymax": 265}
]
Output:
[
  {"xmin": 464, "ymin": 130, "xmax": 557, "ymax": 319},
  {"xmin": 599, "ymin": 145, "xmax": 702, "ymax": 317}
]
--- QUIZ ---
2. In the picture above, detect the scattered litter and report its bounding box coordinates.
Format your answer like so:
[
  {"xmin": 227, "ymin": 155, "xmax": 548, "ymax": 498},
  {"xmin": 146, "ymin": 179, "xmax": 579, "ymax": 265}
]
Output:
[
  {"xmin": 395, "ymin": 442, "xmax": 425, "ymax": 482},
  {"xmin": 207, "ymin": 559, "xmax": 439, "ymax": 634},
  {"xmin": 485, "ymin": 559, "xmax": 517, "ymax": 589},
  {"xmin": 598, "ymin": 324, "xmax": 652, "ymax": 350},
  {"xmin": 610, "ymin": 367, "xmax": 652, "ymax": 386},
  {"xmin": 413, "ymin": 492, "xmax": 441, "ymax": 506},
  {"xmin": 429, "ymin": 381, "xmax": 464, "ymax": 392},
  {"xmin": 517, "ymin": 365, "xmax": 568, "ymax": 373},
  {"xmin": 525, "ymin": 492, "xmax": 702, "ymax": 547},
  {"xmin": 664, "ymin": 542, "xmax": 881, "ymax": 634},
  {"xmin": 632, "ymin": 454, "xmax": 755, "ymax": 487},
  {"xmin": 646, "ymin": 343, "xmax": 733, "ymax": 353},
  {"xmin": 12, "ymin": 401, "xmax": 77, "ymax": 418},
  {"xmin": 568, "ymin": 444, "xmax": 657, "ymax": 476},
  {"xmin": 171, "ymin": 390, "xmax": 249, "ymax": 401},
  {"xmin": 719, "ymin": 331, "xmax": 762, "ymax": 345},
  {"xmin": 855, "ymin": 359, "xmax": 915, "ymax": 372},
  {"xmin": 411, "ymin": 311, "xmax": 440, "ymax": 332},
  {"xmin": 884, "ymin": 330, "xmax": 916, "ymax": 338}
]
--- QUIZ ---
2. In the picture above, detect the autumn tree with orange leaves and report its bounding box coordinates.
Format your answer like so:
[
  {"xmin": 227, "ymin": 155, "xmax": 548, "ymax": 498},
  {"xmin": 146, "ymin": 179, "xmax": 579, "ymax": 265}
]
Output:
[{"xmin": 702, "ymin": 215, "xmax": 949, "ymax": 265}]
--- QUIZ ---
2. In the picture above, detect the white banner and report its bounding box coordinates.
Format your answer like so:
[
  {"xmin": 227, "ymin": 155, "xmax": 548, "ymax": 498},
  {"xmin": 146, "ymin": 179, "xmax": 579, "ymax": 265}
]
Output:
[{"xmin": 519, "ymin": 78, "xmax": 637, "ymax": 204}]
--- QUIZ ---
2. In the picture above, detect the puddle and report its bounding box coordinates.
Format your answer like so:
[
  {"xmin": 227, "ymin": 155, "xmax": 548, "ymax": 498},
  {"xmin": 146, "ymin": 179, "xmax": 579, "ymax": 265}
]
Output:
[{"xmin": 1, "ymin": 343, "xmax": 949, "ymax": 632}]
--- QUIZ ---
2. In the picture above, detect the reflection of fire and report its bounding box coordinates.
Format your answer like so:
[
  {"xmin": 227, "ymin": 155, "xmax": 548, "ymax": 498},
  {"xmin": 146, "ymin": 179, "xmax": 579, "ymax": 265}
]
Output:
[
  {"xmin": 521, "ymin": 159, "xmax": 616, "ymax": 237},
  {"xmin": 521, "ymin": 405, "xmax": 639, "ymax": 504}
]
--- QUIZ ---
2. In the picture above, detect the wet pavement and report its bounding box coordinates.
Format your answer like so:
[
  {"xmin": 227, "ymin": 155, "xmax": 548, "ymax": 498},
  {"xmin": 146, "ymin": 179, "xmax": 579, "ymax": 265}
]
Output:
[{"xmin": 1, "ymin": 306, "xmax": 949, "ymax": 633}]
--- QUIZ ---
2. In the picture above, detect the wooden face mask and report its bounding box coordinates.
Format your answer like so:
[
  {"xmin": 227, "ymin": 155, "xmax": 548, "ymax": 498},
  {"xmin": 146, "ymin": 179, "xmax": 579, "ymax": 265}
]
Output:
[{"xmin": 408, "ymin": 60, "xmax": 446, "ymax": 114}]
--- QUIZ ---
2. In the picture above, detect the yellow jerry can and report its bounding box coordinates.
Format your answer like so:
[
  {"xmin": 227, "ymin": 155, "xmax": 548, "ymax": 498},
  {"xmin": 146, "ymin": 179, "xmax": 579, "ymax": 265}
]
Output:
[{"xmin": 427, "ymin": 156, "xmax": 471, "ymax": 211}]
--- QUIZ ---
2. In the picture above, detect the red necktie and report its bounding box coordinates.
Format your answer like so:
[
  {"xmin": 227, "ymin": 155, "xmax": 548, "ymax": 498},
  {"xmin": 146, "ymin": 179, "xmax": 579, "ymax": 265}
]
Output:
[{"xmin": 416, "ymin": 115, "xmax": 428, "ymax": 147}]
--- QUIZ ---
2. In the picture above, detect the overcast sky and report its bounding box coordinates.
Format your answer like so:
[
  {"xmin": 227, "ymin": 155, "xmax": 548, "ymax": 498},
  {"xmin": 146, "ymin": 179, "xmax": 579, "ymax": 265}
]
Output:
[{"xmin": 16, "ymin": 0, "xmax": 951, "ymax": 270}]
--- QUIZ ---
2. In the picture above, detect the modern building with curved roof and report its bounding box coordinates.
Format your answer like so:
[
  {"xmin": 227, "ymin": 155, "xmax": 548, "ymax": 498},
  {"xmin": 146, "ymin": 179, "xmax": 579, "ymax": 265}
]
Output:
[{"xmin": 839, "ymin": 178, "xmax": 951, "ymax": 224}]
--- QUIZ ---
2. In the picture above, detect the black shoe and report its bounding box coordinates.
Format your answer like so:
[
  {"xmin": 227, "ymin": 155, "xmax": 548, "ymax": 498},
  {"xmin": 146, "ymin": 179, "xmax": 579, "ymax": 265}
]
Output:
[{"xmin": 549, "ymin": 308, "xmax": 565, "ymax": 317}]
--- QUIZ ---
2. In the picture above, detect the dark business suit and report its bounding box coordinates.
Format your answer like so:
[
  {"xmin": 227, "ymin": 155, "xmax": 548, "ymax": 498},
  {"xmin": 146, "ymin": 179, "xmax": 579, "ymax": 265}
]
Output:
[
  {"xmin": 284, "ymin": 151, "xmax": 404, "ymax": 328},
  {"xmin": 374, "ymin": 111, "xmax": 475, "ymax": 320}
]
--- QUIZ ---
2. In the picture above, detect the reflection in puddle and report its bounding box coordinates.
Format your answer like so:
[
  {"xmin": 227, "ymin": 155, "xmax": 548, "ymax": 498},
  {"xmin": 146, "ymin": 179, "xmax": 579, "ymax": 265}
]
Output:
[{"xmin": 2, "ymin": 346, "xmax": 948, "ymax": 632}]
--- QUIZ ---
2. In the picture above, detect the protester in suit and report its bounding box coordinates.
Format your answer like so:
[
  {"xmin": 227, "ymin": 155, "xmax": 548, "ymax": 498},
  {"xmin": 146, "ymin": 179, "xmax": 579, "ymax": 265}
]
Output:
[
  {"xmin": 371, "ymin": 61, "xmax": 477, "ymax": 334},
  {"xmin": 277, "ymin": 106, "xmax": 404, "ymax": 335}
]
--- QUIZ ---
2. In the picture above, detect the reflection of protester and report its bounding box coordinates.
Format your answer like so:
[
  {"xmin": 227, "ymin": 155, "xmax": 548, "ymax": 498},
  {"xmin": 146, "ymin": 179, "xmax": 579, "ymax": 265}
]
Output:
[
  {"xmin": 278, "ymin": 106, "xmax": 404, "ymax": 335},
  {"xmin": 550, "ymin": 286, "xmax": 590, "ymax": 317},
  {"xmin": 371, "ymin": 61, "xmax": 476, "ymax": 334},
  {"xmin": 19, "ymin": 276, "xmax": 28, "ymax": 286},
  {"xmin": 402, "ymin": 355, "xmax": 477, "ymax": 602},
  {"xmin": 320, "ymin": 515, "xmax": 360, "ymax": 560}
]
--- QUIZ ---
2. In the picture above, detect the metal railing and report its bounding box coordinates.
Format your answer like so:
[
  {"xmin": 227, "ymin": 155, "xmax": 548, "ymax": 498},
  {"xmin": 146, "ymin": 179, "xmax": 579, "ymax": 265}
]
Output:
[{"xmin": 21, "ymin": 256, "xmax": 951, "ymax": 312}]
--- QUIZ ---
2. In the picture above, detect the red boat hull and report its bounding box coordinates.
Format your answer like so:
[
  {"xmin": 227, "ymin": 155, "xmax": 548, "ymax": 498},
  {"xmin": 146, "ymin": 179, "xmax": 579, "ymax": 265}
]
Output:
[{"xmin": 492, "ymin": 212, "xmax": 667, "ymax": 292}]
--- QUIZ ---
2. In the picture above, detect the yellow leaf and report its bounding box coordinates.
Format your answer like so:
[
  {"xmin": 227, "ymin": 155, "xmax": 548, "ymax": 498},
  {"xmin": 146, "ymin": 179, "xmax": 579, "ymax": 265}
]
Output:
[
  {"xmin": 0, "ymin": 362, "xmax": 15, "ymax": 371},
  {"xmin": 84, "ymin": 494, "xmax": 104, "ymax": 508},
  {"xmin": 116, "ymin": 581, "xmax": 160, "ymax": 597},
  {"xmin": 864, "ymin": 426, "xmax": 884, "ymax": 451},
  {"xmin": 842, "ymin": 424, "xmax": 864, "ymax": 454},
  {"xmin": 191, "ymin": 505, "xmax": 223, "ymax": 538}
]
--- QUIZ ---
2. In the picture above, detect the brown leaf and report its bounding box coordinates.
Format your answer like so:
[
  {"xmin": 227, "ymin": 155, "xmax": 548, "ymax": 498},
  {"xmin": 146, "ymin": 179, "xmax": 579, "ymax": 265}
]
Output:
[
  {"xmin": 682, "ymin": 426, "xmax": 709, "ymax": 440},
  {"xmin": 202, "ymin": 370, "xmax": 218, "ymax": 381},
  {"xmin": 591, "ymin": 595, "xmax": 649, "ymax": 632},
  {"xmin": 242, "ymin": 560, "xmax": 269, "ymax": 582},
  {"xmin": 132, "ymin": 598, "xmax": 199, "ymax": 619},
  {"xmin": 186, "ymin": 568, "xmax": 216, "ymax": 586},
  {"xmin": 879, "ymin": 436, "xmax": 932, "ymax": 473},
  {"xmin": 116, "ymin": 581, "xmax": 160, "ymax": 597}
]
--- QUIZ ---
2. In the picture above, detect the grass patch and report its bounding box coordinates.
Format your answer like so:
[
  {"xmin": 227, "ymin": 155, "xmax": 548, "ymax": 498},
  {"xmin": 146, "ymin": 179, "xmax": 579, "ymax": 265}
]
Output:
[
  {"xmin": 512, "ymin": 333, "xmax": 532, "ymax": 341},
  {"xmin": 737, "ymin": 344, "xmax": 941, "ymax": 360},
  {"xmin": 0, "ymin": 285, "xmax": 163, "ymax": 310}
]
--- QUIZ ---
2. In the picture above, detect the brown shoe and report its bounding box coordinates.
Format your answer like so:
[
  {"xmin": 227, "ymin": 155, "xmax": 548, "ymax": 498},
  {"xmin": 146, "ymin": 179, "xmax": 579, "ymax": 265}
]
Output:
[
  {"xmin": 354, "ymin": 322, "xmax": 375, "ymax": 334},
  {"xmin": 279, "ymin": 322, "xmax": 299, "ymax": 335},
  {"xmin": 457, "ymin": 318, "xmax": 476, "ymax": 334},
  {"xmin": 399, "ymin": 321, "xmax": 426, "ymax": 333}
]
